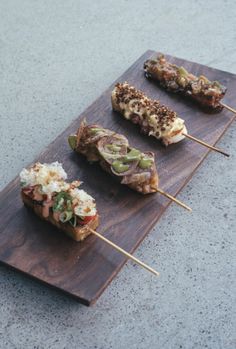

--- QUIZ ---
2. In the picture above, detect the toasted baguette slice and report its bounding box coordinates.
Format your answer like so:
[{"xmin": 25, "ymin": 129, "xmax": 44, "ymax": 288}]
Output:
[{"xmin": 21, "ymin": 191, "xmax": 99, "ymax": 241}]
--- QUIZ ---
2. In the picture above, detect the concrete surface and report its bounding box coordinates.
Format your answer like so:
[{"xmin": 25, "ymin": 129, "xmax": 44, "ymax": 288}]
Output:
[{"xmin": 0, "ymin": 0, "xmax": 236, "ymax": 348}]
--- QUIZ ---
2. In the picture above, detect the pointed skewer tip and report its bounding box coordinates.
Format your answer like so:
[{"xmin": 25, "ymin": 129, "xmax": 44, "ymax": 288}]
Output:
[
  {"xmin": 183, "ymin": 133, "xmax": 230, "ymax": 157},
  {"xmin": 88, "ymin": 228, "xmax": 160, "ymax": 276}
]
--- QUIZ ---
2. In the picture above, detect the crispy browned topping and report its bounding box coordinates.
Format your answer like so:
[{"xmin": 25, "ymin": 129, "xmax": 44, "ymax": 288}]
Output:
[
  {"xmin": 114, "ymin": 82, "xmax": 177, "ymax": 125},
  {"xmin": 144, "ymin": 55, "xmax": 227, "ymax": 110}
]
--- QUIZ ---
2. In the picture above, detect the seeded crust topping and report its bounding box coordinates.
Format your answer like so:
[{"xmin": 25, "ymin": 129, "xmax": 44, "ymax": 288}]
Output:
[
  {"xmin": 112, "ymin": 82, "xmax": 186, "ymax": 142},
  {"xmin": 144, "ymin": 55, "xmax": 227, "ymax": 110},
  {"xmin": 114, "ymin": 82, "xmax": 176, "ymax": 123}
]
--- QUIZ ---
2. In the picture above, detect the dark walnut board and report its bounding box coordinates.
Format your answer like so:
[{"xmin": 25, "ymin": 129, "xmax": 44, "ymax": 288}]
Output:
[{"xmin": 0, "ymin": 50, "xmax": 235, "ymax": 306}]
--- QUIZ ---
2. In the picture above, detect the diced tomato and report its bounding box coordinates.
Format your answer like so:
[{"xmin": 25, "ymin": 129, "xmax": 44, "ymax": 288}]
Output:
[{"xmin": 78, "ymin": 215, "xmax": 97, "ymax": 225}]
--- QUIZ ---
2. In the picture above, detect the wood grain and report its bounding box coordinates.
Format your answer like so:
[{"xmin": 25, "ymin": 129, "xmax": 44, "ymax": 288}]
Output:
[{"xmin": 0, "ymin": 50, "xmax": 235, "ymax": 305}]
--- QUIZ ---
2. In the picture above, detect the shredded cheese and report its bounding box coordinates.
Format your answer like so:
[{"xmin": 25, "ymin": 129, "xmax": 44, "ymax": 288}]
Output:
[
  {"xmin": 20, "ymin": 162, "xmax": 69, "ymax": 195},
  {"xmin": 70, "ymin": 188, "xmax": 97, "ymax": 217}
]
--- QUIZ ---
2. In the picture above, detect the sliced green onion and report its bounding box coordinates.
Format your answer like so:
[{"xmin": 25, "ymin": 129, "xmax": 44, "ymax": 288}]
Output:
[
  {"xmin": 53, "ymin": 201, "xmax": 63, "ymax": 212},
  {"xmin": 59, "ymin": 211, "xmax": 73, "ymax": 223},
  {"xmin": 53, "ymin": 191, "xmax": 72, "ymax": 212},
  {"xmin": 178, "ymin": 66, "xmax": 188, "ymax": 77},
  {"xmin": 213, "ymin": 81, "xmax": 222, "ymax": 88},
  {"xmin": 123, "ymin": 148, "xmax": 141, "ymax": 162},
  {"xmin": 106, "ymin": 144, "xmax": 122, "ymax": 152},
  {"xmin": 68, "ymin": 135, "xmax": 77, "ymax": 150},
  {"xmin": 89, "ymin": 128, "xmax": 103, "ymax": 134},
  {"xmin": 138, "ymin": 158, "xmax": 153, "ymax": 169},
  {"xmin": 69, "ymin": 216, "xmax": 77, "ymax": 227},
  {"xmin": 66, "ymin": 200, "xmax": 72, "ymax": 210},
  {"xmin": 112, "ymin": 160, "xmax": 129, "ymax": 173}
]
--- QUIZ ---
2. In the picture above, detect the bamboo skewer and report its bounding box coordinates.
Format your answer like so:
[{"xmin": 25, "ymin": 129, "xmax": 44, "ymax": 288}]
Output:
[
  {"xmin": 157, "ymin": 188, "xmax": 192, "ymax": 212},
  {"xmin": 183, "ymin": 133, "xmax": 229, "ymax": 157},
  {"xmin": 221, "ymin": 103, "xmax": 236, "ymax": 115},
  {"xmin": 89, "ymin": 228, "xmax": 159, "ymax": 276}
]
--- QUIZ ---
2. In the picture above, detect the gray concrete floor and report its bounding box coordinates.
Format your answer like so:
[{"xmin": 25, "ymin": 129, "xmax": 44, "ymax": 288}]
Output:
[{"xmin": 0, "ymin": 0, "xmax": 236, "ymax": 348}]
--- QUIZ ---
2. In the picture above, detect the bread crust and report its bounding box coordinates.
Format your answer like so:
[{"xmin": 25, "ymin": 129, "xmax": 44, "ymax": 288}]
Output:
[{"xmin": 21, "ymin": 191, "xmax": 99, "ymax": 241}]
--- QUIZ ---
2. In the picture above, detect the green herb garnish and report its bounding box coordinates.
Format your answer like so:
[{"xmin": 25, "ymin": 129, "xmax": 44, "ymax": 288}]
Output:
[
  {"xmin": 59, "ymin": 211, "xmax": 73, "ymax": 223},
  {"xmin": 69, "ymin": 216, "xmax": 77, "ymax": 227},
  {"xmin": 53, "ymin": 192, "xmax": 72, "ymax": 212}
]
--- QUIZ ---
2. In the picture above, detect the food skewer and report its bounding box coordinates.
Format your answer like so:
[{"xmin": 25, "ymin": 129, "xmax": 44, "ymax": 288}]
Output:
[
  {"xmin": 111, "ymin": 82, "xmax": 229, "ymax": 157},
  {"xmin": 220, "ymin": 102, "xmax": 236, "ymax": 114},
  {"xmin": 155, "ymin": 188, "xmax": 191, "ymax": 211},
  {"xmin": 183, "ymin": 133, "xmax": 229, "ymax": 157},
  {"xmin": 89, "ymin": 228, "xmax": 159, "ymax": 276},
  {"xmin": 144, "ymin": 54, "xmax": 236, "ymax": 115},
  {"xmin": 20, "ymin": 161, "xmax": 159, "ymax": 276},
  {"xmin": 68, "ymin": 121, "xmax": 191, "ymax": 211}
]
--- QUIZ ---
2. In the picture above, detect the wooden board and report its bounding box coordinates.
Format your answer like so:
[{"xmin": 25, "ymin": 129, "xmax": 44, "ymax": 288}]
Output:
[{"xmin": 0, "ymin": 50, "xmax": 235, "ymax": 306}]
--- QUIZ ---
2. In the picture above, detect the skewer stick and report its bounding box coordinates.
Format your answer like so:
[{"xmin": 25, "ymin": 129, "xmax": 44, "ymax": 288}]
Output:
[
  {"xmin": 157, "ymin": 188, "xmax": 192, "ymax": 212},
  {"xmin": 183, "ymin": 133, "xmax": 229, "ymax": 157},
  {"xmin": 221, "ymin": 102, "xmax": 236, "ymax": 115},
  {"xmin": 89, "ymin": 228, "xmax": 159, "ymax": 276}
]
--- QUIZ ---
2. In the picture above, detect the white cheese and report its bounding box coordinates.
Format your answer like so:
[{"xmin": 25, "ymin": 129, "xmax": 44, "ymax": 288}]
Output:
[
  {"xmin": 20, "ymin": 162, "xmax": 69, "ymax": 195},
  {"xmin": 20, "ymin": 162, "xmax": 97, "ymax": 218},
  {"xmin": 70, "ymin": 188, "xmax": 97, "ymax": 217},
  {"xmin": 162, "ymin": 125, "xmax": 187, "ymax": 146},
  {"xmin": 113, "ymin": 83, "xmax": 187, "ymax": 143}
]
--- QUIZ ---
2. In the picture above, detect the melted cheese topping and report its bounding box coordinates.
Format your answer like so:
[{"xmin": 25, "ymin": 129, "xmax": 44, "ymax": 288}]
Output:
[
  {"xmin": 112, "ymin": 85, "xmax": 187, "ymax": 144},
  {"xmin": 70, "ymin": 188, "xmax": 97, "ymax": 217},
  {"xmin": 148, "ymin": 115, "xmax": 185, "ymax": 139}
]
